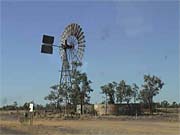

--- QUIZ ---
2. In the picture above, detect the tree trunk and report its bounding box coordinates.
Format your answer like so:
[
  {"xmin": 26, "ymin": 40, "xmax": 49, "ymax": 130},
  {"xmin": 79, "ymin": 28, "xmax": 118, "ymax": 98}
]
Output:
[
  {"xmin": 150, "ymin": 103, "xmax": 153, "ymax": 115},
  {"xmin": 80, "ymin": 94, "xmax": 83, "ymax": 115},
  {"xmin": 127, "ymin": 101, "xmax": 130, "ymax": 115},
  {"xmin": 105, "ymin": 94, "xmax": 107, "ymax": 115},
  {"xmin": 148, "ymin": 97, "xmax": 153, "ymax": 115},
  {"xmin": 80, "ymin": 92, "xmax": 84, "ymax": 115},
  {"xmin": 148, "ymin": 99, "xmax": 151, "ymax": 115}
]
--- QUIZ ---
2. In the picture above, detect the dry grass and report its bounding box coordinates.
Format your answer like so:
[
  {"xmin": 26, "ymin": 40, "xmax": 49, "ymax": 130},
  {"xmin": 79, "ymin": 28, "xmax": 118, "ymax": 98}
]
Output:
[
  {"xmin": 1, "ymin": 119, "xmax": 180, "ymax": 135},
  {"xmin": 1, "ymin": 110, "xmax": 180, "ymax": 135}
]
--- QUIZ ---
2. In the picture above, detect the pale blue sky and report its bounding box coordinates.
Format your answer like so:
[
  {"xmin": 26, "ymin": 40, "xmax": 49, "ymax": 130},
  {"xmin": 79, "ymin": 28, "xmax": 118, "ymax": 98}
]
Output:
[{"xmin": 1, "ymin": 0, "xmax": 179, "ymax": 106}]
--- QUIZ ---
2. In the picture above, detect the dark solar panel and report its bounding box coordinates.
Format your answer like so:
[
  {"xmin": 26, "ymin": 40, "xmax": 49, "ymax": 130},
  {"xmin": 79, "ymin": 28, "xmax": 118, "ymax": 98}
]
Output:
[
  {"xmin": 42, "ymin": 35, "xmax": 54, "ymax": 44},
  {"xmin": 41, "ymin": 44, "xmax": 53, "ymax": 54}
]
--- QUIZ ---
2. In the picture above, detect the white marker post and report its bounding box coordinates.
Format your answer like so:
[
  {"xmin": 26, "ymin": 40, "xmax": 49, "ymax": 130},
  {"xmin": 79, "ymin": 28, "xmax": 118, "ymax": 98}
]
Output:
[
  {"xmin": 29, "ymin": 103, "xmax": 33, "ymax": 125},
  {"xmin": 29, "ymin": 103, "xmax": 33, "ymax": 112}
]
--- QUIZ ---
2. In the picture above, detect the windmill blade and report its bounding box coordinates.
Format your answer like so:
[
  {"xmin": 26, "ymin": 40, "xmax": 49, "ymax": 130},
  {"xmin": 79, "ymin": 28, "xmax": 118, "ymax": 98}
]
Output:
[
  {"xmin": 73, "ymin": 24, "xmax": 76, "ymax": 35},
  {"xmin": 64, "ymin": 26, "xmax": 69, "ymax": 35},
  {"xmin": 61, "ymin": 30, "xmax": 68, "ymax": 42},
  {"xmin": 69, "ymin": 24, "xmax": 73, "ymax": 35},
  {"xmin": 64, "ymin": 24, "xmax": 70, "ymax": 37},
  {"xmin": 72, "ymin": 23, "xmax": 75, "ymax": 35},
  {"xmin": 78, "ymin": 47, "xmax": 85, "ymax": 52},
  {"xmin": 78, "ymin": 47, "xmax": 85, "ymax": 50},
  {"xmin": 70, "ymin": 24, "xmax": 74, "ymax": 35},
  {"xmin": 74, "ymin": 24, "xmax": 78, "ymax": 36},
  {"xmin": 61, "ymin": 33, "xmax": 65, "ymax": 40},
  {"xmin": 72, "ymin": 24, "xmax": 75, "ymax": 35},
  {"xmin": 78, "ymin": 46, "xmax": 85, "ymax": 50},
  {"xmin": 66, "ymin": 26, "xmax": 71, "ymax": 37},
  {"xmin": 77, "ymin": 31, "xmax": 84, "ymax": 40},
  {"xmin": 75, "ymin": 26, "xmax": 81, "ymax": 37},
  {"xmin": 64, "ymin": 28, "xmax": 69, "ymax": 38},
  {"xmin": 75, "ymin": 27, "xmax": 82, "ymax": 38},
  {"xmin": 78, "ymin": 43, "xmax": 86, "ymax": 47},
  {"xmin": 64, "ymin": 27, "xmax": 69, "ymax": 34},
  {"xmin": 78, "ymin": 40, "xmax": 86, "ymax": 45},
  {"xmin": 78, "ymin": 35, "xmax": 85, "ymax": 42},
  {"xmin": 77, "ymin": 31, "xmax": 84, "ymax": 39},
  {"xmin": 78, "ymin": 41, "xmax": 86, "ymax": 47}
]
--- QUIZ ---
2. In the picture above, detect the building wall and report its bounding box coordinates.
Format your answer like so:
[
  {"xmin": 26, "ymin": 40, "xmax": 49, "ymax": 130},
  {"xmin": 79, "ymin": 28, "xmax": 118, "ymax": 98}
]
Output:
[
  {"xmin": 76, "ymin": 104, "xmax": 94, "ymax": 114},
  {"xmin": 76, "ymin": 104, "xmax": 142, "ymax": 115},
  {"xmin": 94, "ymin": 104, "xmax": 141, "ymax": 116},
  {"xmin": 94, "ymin": 104, "xmax": 119, "ymax": 115}
]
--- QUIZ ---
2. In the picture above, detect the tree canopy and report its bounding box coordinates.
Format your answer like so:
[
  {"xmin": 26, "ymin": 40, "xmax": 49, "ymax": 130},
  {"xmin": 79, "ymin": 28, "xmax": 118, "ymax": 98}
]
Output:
[
  {"xmin": 45, "ymin": 70, "xmax": 93, "ymax": 113},
  {"xmin": 139, "ymin": 74, "xmax": 164, "ymax": 114}
]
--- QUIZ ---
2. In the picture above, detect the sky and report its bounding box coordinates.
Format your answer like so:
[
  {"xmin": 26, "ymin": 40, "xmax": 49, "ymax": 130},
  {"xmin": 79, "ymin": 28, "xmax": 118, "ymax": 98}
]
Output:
[{"xmin": 1, "ymin": 0, "xmax": 179, "ymax": 106}]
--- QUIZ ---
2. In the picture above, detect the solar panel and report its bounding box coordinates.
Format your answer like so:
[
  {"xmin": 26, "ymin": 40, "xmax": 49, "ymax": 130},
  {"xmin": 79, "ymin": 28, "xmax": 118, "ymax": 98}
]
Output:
[
  {"xmin": 42, "ymin": 35, "xmax": 54, "ymax": 44},
  {"xmin": 41, "ymin": 44, "xmax": 53, "ymax": 54}
]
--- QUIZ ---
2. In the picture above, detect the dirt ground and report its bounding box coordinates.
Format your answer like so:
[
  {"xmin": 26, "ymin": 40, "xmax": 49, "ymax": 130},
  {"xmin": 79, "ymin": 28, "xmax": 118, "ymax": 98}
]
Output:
[
  {"xmin": 0, "ymin": 126, "xmax": 30, "ymax": 135},
  {"xmin": 0, "ymin": 111, "xmax": 180, "ymax": 135}
]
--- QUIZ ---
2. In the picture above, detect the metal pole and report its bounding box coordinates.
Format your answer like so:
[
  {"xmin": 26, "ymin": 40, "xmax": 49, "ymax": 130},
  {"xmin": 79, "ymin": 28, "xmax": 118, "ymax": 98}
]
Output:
[{"xmin": 30, "ymin": 112, "xmax": 33, "ymax": 126}]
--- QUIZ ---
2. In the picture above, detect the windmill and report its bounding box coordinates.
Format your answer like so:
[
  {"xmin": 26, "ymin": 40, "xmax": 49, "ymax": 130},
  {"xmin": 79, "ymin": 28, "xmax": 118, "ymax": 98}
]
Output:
[
  {"xmin": 41, "ymin": 23, "xmax": 85, "ymax": 108},
  {"xmin": 59, "ymin": 23, "xmax": 85, "ymax": 90}
]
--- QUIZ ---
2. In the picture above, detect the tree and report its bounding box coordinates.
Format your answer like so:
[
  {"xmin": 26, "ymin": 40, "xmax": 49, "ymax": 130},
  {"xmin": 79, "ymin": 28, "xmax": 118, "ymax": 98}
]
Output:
[
  {"xmin": 140, "ymin": 74, "xmax": 164, "ymax": 114},
  {"xmin": 116, "ymin": 80, "xmax": 126, "ymax": 104},
  {"xmin": 101, "ymin": 85, "xmax": 109, "ymax": 104},
  {"xmin": 161, "ymin": 100, "xmax": 169, "ymax": 108},
  {"xmin": 35, "ymin": 104, "xmax": 44, "ymax": 110},
  {"xmin": 123, "ymin": 85, "xmax": 133, "ymax": 105},
  {"xmin": 115, "ymin": 80, "xmax": 135, "ymax": 115},
  {"xmin": 155, "ymin": 102, "xmax": 161, "ymax": 108},
  {"xmin": 44, "ymin": 85, "xmax": 64, "ymax": 110},
  {"xmin": 161, "ymin": 100, "xmax": 169, "ymax": 114},
  {"xmin": 13, "ymin": 101, "xmax": 18, "ymax": 109},
  {"xmin": 80, "ymin": 73, "xmax": 93, "ymax": 114},
  {"xmin": 23, "ymin": 102, "xmax": 29, "ymax": 110},
  {"xmin": 132, "ymin": 83, "xmax": 139, "ymax": 116},
  {"xmin": 171, "ymin": 101, "xmax": 178, "ymax": 108},
  {"xmin": 116, "ymin": 80, "xmax": 134, "ymax": 105},
  {"xmin": 124, "ymin": 85, "xmax": 134, "ymax": 115},
  {"xmin": 71, "ymin": 78, "xmax": 81, "ymax": 111},
  {"xmin": 45, "ymin": 103, "xmax": 56, "ymax": 110},
  {"xmin": 45, "ymin": 70, "xmax": 93, "ymax": 114},
  {"xmin": 71, "ymin": 71, "xmax": 93, "ymax": 114},
  {"xmin": 101, "ymin": 82, "xmax": 116, "ymax": 104},
  {"xmin": 132, "ymin": 83, "xmax": 139, "ymax": 104}
]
